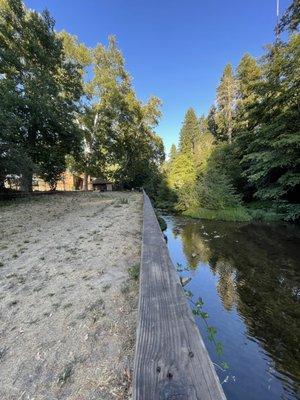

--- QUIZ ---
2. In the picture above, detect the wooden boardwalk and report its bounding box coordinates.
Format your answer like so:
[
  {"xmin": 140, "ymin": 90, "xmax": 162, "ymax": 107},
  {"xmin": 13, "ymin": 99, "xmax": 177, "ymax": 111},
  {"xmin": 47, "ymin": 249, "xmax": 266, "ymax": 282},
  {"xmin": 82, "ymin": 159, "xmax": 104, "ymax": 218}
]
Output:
[{"xmin": 133, "ymin": 191, "xmax": 226, "ymax": 400}]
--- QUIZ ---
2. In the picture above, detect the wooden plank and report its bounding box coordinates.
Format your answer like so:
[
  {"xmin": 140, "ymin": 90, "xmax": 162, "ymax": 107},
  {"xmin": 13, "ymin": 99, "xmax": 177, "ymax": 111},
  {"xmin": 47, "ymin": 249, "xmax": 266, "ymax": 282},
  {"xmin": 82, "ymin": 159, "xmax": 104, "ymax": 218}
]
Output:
[{"xmin": 133, "ymin": 191, "xmax": 226, "ymax": 400}]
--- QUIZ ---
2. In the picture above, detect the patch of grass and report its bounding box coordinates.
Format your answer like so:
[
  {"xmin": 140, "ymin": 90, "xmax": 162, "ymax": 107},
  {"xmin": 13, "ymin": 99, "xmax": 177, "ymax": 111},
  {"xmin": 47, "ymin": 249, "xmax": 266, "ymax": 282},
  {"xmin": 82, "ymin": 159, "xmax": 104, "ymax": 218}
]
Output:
[
  {"xmin": 86, "ymin": 298, "xmax": 105, "ymax": 322},
  {"xmin": 57, "ymin": 363, "xmax": 74, "ymax": 386},
  {"xmin": 128, "ymin": 264, "xmax": 140, "ymax": 281},
  {"xmin": 102, "ymin": 284, "xmax": 111, "ymax": 292},
  {"xmin": 247, "ymin": 207, "xmax": 284, "ymax": 222},
  {"xmin": 120, "ymin": 282, "xmax": 130, "ymax": 295},
  {"xmin": 114, "ymin": 197, "xmax": 129, "ymax": 207},
  {"xmin": 119, "ymin": 197, "xmax": 129, "ymax": 204},
  {"xmin": 0, "ymin": 262, "xmax": 4, "ymax": 268},
  {"xmin": 0, "ymin": 347, "xmax": 8, "ymax": 360},
  {"xmin": 12, "ymin": 253, "xmax": 18, "ymax": 259},
  {"xmin": 184, "ymin": 207, "xmax": 251, "ymax": 222}
]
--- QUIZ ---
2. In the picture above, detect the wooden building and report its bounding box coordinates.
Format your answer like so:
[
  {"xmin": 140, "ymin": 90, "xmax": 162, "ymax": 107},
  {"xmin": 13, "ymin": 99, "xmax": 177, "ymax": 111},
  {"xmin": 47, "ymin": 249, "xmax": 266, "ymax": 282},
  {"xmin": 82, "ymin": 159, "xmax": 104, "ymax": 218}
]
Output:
[
  {"xmin": 32, "ymin": 171, "xmax": 84, "ymax": 191},
  {"xmin": 92, "ymin": 178, "xmax": 114, "ymax": 191}
]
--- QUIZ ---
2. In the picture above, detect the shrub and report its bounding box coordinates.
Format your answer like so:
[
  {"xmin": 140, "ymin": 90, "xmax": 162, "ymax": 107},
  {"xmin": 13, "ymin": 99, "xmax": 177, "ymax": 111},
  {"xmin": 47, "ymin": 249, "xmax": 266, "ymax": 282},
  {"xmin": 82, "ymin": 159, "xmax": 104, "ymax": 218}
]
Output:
[{"xmin": 184, "ymin": 207, "xmax": 251, "ymax": 222}]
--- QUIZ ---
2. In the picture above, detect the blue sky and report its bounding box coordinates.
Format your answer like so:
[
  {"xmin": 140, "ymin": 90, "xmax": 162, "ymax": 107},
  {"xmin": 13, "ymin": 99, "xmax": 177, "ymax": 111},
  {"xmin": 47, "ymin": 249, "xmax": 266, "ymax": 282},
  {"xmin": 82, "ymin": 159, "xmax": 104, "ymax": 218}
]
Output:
[{"xmin": 25, "ymin": 0, "xmax": 290, "ymax": 153}]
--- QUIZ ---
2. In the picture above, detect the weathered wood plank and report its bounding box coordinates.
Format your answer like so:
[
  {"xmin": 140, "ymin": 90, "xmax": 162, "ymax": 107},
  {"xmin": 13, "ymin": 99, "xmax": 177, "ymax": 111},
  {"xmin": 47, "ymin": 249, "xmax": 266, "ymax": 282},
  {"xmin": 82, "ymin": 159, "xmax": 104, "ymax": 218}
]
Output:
[{"xmin": 133, "ymin": 191, "xmax": 226, "ymax": 400}]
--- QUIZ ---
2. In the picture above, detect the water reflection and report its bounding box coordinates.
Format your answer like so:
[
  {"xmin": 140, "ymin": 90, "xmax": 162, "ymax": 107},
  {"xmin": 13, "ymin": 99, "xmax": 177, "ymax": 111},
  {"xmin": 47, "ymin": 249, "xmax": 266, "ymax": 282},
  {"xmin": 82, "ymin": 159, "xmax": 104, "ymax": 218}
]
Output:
[{"xmin": 165, "ymin": 216, "xmax": 300, "ymax": 400}]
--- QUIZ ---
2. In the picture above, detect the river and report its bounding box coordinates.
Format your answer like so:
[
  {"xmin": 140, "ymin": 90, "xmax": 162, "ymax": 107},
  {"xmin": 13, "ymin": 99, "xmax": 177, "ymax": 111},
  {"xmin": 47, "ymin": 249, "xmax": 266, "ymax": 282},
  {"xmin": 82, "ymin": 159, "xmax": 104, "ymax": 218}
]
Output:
[{"xmin": 163, "ymin": 215, "xmax": 300, "ymax": 400}]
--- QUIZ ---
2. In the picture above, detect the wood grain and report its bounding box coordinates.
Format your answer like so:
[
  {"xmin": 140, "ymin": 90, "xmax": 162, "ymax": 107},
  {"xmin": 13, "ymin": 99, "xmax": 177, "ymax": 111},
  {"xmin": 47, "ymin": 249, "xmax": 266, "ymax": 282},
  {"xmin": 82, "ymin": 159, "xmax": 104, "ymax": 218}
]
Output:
[{"xmin": 133, "ymin": 191, "xmax": 226, "ymax": 400}]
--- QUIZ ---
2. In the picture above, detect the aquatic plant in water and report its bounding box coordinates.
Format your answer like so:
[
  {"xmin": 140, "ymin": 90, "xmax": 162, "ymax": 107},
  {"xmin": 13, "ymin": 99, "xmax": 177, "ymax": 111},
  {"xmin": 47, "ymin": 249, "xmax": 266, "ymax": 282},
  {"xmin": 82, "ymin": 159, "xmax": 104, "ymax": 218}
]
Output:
[{"xmin": 177, "ymin": 262, "xmax": 229, "ymax": 372}]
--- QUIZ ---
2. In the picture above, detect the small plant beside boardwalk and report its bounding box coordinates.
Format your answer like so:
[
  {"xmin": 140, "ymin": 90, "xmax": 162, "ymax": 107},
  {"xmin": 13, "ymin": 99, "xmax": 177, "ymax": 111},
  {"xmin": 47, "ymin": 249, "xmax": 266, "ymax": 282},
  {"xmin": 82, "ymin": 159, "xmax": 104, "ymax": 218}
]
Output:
[{"xmin": 128, "ymin": 264, "xmax": 140, "ymax": 281}]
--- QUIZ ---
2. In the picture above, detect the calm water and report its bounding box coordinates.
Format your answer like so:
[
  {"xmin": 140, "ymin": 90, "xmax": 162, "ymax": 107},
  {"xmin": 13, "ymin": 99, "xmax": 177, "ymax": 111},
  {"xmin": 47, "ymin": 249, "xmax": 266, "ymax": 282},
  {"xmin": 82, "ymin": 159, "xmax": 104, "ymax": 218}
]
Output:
[{"xmin": 163, "ymin": 215, "xmax": 300, "ymax": 400}]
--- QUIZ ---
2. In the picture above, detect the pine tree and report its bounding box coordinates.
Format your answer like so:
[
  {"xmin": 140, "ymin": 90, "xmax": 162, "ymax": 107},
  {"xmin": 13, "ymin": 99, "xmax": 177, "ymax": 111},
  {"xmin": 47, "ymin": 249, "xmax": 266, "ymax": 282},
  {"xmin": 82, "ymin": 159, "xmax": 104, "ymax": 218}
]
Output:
[
  {"xmin": 279, "ymin": 0, "xmax": 300, "ymax": 33},
  {"xmin": 169, "ymin": 144, "xmax": 177, "ymax": 160},
  {"xmin": 198, "ymin": 114, "xmax": 209, "ymax": 135},
  {"xmin": 207, "ymin": 106, "xmax": 219, "ymax": 140},
  {"xmin": 235, "ymin": 54, "xmax": 261, "ymax": 131},
  {"xmin": 216, "ymin": 64, "xmax": 236, "ymax": 144},
  {"xmin": 179, "ymin": 108, "xmax": 199, "ymax": 153}
]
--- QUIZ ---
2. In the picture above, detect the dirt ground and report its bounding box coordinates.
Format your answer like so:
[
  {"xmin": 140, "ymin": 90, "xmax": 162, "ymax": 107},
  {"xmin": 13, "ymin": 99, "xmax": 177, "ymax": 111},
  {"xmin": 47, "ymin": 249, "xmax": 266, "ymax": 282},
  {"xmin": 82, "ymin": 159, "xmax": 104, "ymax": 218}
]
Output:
[{"xmin": 0, "ymin": 191, "xmax": 142, "ymax": 400}]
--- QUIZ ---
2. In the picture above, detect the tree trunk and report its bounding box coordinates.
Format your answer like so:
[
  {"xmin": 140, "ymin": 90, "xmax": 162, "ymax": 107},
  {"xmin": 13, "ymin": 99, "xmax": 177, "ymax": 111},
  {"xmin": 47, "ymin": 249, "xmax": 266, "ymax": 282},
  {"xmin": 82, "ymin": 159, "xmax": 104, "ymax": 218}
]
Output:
[
  {"xmin": 228, "ymin": 126, "xmax": 232, "ymax": 144},
  {"xmin": 0, "ymin": 178, "xmax": 6, "ymax": 192},
  {"xmin": 83, "ymin": 172, "xmax": 88, "ymax": 191},
  {"xmin": 20, "ymin": 171, "xmax": 33, "ymax": 192}
]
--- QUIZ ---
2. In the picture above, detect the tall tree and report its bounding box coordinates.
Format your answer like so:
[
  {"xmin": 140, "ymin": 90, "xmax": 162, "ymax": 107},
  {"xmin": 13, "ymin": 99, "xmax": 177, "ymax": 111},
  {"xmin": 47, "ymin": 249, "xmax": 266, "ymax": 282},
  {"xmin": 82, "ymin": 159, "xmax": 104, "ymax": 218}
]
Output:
[
  {"xmin": 216, "ymin": 64, "xmax": 236, "ymax": 144},
  {"xmin": 198, "ymin": 114, "xmax": 209, "ymax": 135},
  {"xmin": 0, "ymin": 0, "xmax": 83, "ymax": 191},
  {"xmin": 240, "ymin": 36, "xmax": 300, "ymax": 220},
  {"xmin": 169, "ymin": 144, "xmax": 177, "ymax": 161},
  {"xmin": 89, "ymin": 36, "xmax": 164, "ymax": 188},
  {"xmin": 235, "ymin": 54, "xmax": 261, "ymax": 131},
  {"xmin": 179, "ymin": 108, "xmax": 199, "ymax": 153},
  {"xmin": 279, "ymin": 0, "xmax": 300, "ymax": 33},
  {"xmin": 58, "ymin": 31, "xmax": 95, "ymax": 190},
  {"xmin": 207, "ymin": 105, "xmax": 220, "ymax": 141}
]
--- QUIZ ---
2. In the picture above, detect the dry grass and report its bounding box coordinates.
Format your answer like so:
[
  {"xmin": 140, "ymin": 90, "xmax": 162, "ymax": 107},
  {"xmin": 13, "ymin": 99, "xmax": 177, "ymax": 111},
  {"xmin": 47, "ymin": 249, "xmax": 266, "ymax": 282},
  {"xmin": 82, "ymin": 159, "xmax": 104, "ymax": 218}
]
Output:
[{"xmin": 0, "ymin": 191, "xmax": 142, "ymax": 400}]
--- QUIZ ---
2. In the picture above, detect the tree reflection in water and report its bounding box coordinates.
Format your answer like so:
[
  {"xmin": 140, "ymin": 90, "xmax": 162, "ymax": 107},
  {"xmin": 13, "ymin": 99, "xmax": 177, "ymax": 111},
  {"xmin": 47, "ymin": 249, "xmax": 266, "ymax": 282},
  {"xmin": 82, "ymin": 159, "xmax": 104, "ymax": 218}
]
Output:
[{"xmin": 167, "ymin": 217, "xmax": 300, "ymax": 399}]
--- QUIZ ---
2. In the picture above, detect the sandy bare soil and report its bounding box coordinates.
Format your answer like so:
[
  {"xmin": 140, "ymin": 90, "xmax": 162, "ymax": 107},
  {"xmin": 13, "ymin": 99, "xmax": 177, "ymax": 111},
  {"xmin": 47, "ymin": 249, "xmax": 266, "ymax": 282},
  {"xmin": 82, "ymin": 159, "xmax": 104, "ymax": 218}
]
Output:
[{"xmin": 0, "ymin": 191, "xmax": 142, "ymax": 400}]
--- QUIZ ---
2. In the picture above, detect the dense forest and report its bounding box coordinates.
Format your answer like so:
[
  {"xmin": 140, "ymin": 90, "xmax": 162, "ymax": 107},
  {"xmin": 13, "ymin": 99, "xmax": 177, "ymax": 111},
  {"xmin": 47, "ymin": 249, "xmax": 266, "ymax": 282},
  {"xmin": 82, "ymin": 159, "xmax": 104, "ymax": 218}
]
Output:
[
  {"xmin": 160, "ymin": 1, "xmax": 300, "ymax": 222},
  {"xmin": 0, "ymin": 0, "xmax": 164, "ymax": 192},
  {"xmin": 0, "ymin": 0, "xmax": 299, "ymax": 222}
]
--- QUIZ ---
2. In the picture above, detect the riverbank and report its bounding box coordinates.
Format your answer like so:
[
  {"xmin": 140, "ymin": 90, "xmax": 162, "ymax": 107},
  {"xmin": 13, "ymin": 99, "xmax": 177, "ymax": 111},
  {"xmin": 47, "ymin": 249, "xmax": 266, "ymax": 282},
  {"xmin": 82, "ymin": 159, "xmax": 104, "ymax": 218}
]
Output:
[
  {"xmin": 155, "ymin": 197, "xmax": 286, "ymax": 223},
  {"xmin": 0, "ymin": 192, "xmax": 142, "ymax": 399},
  {"xmin": 182, "ymin": 205, "xmax": 285, "ymax": 223}
]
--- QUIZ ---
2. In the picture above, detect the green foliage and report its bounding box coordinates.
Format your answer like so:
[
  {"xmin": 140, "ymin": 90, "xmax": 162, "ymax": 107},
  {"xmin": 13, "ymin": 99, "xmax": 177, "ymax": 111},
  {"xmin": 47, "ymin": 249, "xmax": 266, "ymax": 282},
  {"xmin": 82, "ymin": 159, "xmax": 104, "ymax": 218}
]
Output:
[
  {"xmin": 190, "ymin": 295, "xmax": 229, "ymax": 369},
  {"xmin": 235, "ymin": 54, "xmax": 262, "ymax": 132},
  {"xmin": 81, "ymin": 36, "xmax": 165, "ymax": 190},
  {"xmin": 278, "ymin": 0, "xmax": 300, "ymax": 33},
  {"xmin": 0, "ymin": 3, "xmax": 164, "ymax": 193},
  {"xmin": 152, "ymin": 171, "xmax": 178, "ymax": 211},
  {"xmin": 193, "ymin": 132, "xmax": 215, "ymax": 173},
  {"xmin": 247, "ymin": 208, "xmax": 283, "ymax": 223},
  {"xmin": 157, "ymin": 215, "xmax": 167, "ymax": 231},
  {"xmin": 166, "ymin": 152, "xmax": 196, "ymax": 190},
  {"xmin": 163, "ymin": 11, "xmax": 299, "ymax": 222},
  {"xmin": 237, "ymin": 35, "xmax": 300, "ymax": 220},
  {"xmin": 169, "ymin": 144, "xmax": 177, "ymax": 160},
  {"xmin": 215, "ymin": 64, "xmax": 236, "ymax": 144},
  {"xmin": 128, "ymin": 264, "xmax": 140, "ymax": 281},
  {"xmin": 0, "ymin": 0, "xmax": 83, "ymax": 191},
  {"xmin": 184, "ymin": 207, "xmax": 251, "ymax": 222},
  {"xmin": 179, "ymin": 108, "xmax": 199, "ymax": 153},
  {"xmin": 119, "ymin": 197, "xmax": 128, "ymax": 204}
]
